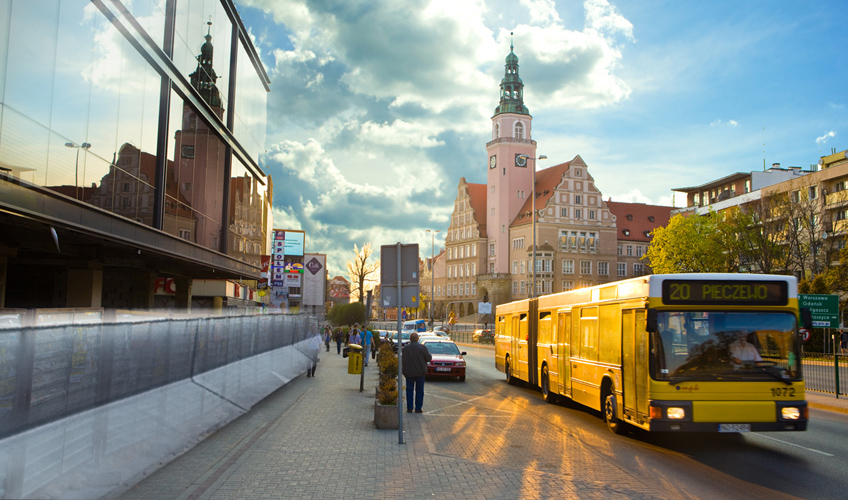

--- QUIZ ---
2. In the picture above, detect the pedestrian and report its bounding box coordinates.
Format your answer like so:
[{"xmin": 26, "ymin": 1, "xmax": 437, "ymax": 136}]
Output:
[
  {"xmin": 371, "ymin": 333, "xmax": 381, "ymax": 361},
  {"xmin": 323, "ymin": 326, "xmax": 331, "ymax": 352},
  {"xmin": 349, "ymin": 325, "xmax": 362, "ymax": 346},
  {"xmin": 334, "ymin": 328, "xmax": 344, "ymax": 354},
  {"xmin": 402, "ymin": 332, "xmax": 432, "ymax": 414},
  {"xmin": 306, "ymin": 327, "xmax": 321, "ymax": 377},
  {"xmin": 362, "ymin": 327, "xmax": 373, "ymax": 367},
  {"xmin": 841, "ymin": 329, "xmax": 848, "ymax": 356}
]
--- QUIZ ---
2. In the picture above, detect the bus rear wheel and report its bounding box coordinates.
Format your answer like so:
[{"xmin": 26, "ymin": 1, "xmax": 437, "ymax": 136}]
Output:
[
  {"xmin": 541, "ymin": 366, "xmax": 556, "ymax": 403},
  {"xmin": 505, "ymin": 358, "xmax": 516, "ymax": 385},
  {"xmin": 604, "ymin": 389, "xmax": 625, "ymax": 435}
]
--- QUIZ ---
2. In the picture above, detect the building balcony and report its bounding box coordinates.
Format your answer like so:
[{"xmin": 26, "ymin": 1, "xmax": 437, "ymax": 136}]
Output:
[
  {"xmin": 485, "ymin": 137, "xmax": 537, "ymax": 148},
  {"xmin": 825, "ymin": 190, "xmax": 848, "ymax": 210}
]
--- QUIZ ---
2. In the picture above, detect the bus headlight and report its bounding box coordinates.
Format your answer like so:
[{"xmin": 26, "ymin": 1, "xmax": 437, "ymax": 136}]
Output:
[
  {"xmin": 667, "ymin": 407, "xmax": 686, "ymax": 419},
  {"xmin": 781, "ymin": 407, "xmax": 801, "ymax": 420}
]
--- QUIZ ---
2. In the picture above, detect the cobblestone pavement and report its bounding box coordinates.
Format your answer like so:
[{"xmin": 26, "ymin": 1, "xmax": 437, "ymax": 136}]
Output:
[{"xmin": 111, "ymin": 348, "xmax": 672, "ymax": 500}]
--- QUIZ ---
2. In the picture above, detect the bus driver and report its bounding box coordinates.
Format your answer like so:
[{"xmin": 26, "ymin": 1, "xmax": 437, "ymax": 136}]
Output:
[{"xmin": 729, "ymin": 332, "xmax": 762, "ymax": 369}]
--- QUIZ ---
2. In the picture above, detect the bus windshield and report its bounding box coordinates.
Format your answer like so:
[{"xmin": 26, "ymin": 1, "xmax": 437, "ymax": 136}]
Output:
[{"xmin": 653, "ymin": 311, "xmax": 800, "ymax": 382}]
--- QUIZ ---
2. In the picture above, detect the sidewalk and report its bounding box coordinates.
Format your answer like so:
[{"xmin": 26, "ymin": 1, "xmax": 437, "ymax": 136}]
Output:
[
  {"xmin": 111, "ymin": 345, "xmax": 663, "ymax": 500},
  {"xmin": 110, "ymin": 346, "xmax": 847, "ymax": 500},
  {"xmin": 806, "ymin": 390, "xmax": 848, "ymax": 414}
]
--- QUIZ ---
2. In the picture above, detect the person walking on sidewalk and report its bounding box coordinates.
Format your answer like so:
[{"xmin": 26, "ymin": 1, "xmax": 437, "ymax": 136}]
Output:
[
  {"xmin": 306, "ymin": 327, "xmax": 321, "ymax": 377},
  {"xmin": 349, "ymin": 325, "xmax": 361, "ymax": 346},
  {"xmin": 323, "ymin": 326, "xmax": 331, "ymax": 352},
  {"xmin": 362, "ymin": 327, "xmax": 373, "ymax": 367},
  {"xmin": 402, "ymin": 332, "xmax": 432, "ymax": 413},
  {"xmin": 334, "ymin": 328, "xmax": 344, "ymax": 354}
]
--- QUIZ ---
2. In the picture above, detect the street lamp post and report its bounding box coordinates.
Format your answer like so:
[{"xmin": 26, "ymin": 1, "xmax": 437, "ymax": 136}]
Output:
[
  {"xmin": 519, "ymin": 154, "xmax": 547, "ymax": 298},
  {"xmin": 426, "ymin": 229, "xmax": 440, "ymax": 327},
  {"xmin": 65, "ymin": 141, "xmax": 91, "ymax": 200}
]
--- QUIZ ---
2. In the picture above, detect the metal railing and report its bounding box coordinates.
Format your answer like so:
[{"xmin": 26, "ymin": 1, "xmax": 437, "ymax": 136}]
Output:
[{"xmin": 802, "ymin": 352, "xmax": 848, "ymax": 397}]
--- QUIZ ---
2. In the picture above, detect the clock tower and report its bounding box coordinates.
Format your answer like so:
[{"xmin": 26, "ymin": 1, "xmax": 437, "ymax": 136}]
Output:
[{"xmin": 486, "ymin": 36, "xmax": 536, "ymax": 274}]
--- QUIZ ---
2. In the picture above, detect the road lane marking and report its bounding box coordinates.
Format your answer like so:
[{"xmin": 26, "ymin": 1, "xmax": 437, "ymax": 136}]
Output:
[{"xmin": 754, "ymin": 433, "xmax": 834, "ymax": 456}]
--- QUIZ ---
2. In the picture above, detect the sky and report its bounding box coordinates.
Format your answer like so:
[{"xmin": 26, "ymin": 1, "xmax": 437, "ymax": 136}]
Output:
[{"xmin": 232, "ymin": 0, "xmax": 848, "ymax": 278}]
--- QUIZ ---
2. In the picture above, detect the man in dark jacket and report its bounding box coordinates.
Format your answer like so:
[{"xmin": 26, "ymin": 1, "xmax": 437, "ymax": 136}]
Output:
[{"xmin": 402, "ymin": 332, "xmax": 432, "ymax": 413}]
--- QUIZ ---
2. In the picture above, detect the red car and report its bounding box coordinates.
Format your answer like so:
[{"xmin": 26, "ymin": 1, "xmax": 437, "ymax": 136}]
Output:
[{"xmin": 421, "ymin": 339, "xmax": 467, "ymax": 382}]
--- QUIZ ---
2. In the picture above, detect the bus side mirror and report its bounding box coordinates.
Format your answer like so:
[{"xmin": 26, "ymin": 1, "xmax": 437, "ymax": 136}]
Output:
[
  {"xmin": 646, "ymin": 309, "xmax": 658, "ymax": 332},
  {"xmin": 800, "ymin": 308, "xmax": 813, "ymax": 330}
]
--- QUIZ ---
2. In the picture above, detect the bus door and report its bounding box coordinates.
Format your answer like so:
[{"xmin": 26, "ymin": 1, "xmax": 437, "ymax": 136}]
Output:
[
  {"xmin": 518, "ymin": 313, "xmax": 529, "ymax": 382},
  {"xmin": 557, "ymin": 311, "xmax": 571, "ymax": 397},
  {"xmin": 622, "ymin": 309, "xmax": 649, "ymax": 424},
  {"xmin": 510, "ymin": 315, "xmax": 520, "ymax": 378},
  {"xmin": 545, "ymin": 312, "xmax": 558, "ymax": 394}
]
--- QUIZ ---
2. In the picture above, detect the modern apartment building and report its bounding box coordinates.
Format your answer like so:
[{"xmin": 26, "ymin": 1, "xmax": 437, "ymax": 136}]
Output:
[{"xmin": 0, "ymin": 1, "xmax": 270, "ymax": 312}]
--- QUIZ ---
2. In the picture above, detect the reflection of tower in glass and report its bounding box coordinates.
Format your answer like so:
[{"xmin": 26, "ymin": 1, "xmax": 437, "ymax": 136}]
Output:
[{"xmin": 171, "ymin": 21, "xmax": 226, "ymax": 250}]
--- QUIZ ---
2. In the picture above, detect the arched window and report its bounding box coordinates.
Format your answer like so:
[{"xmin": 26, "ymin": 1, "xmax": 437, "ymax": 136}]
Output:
[
  {"xmin": 515, "ymin": 121, "xmax": 524, "ymax": 140},
  {"xmin": 495, "ymin": 123, "xmax": 499, "ymax": 138}
]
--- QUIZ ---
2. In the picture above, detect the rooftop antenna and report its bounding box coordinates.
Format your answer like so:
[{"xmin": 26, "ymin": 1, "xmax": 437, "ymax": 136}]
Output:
[{"xmin": 762, "ymin": 125, "xmax": 766, "ymax": 171}]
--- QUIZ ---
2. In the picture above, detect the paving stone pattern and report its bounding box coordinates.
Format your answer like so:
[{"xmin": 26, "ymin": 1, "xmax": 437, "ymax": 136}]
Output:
[{"xmin": 111, "ymin": 349, "xmax": 669, "ymax": 500}]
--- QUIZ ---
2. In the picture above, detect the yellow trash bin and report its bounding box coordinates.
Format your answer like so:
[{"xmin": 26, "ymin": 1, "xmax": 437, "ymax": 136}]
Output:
[{"xmin": 347, "ymin": 343, "xmax": 363, "ymax": 374}]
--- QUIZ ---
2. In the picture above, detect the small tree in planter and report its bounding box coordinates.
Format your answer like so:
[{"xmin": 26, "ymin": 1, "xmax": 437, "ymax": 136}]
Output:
[
  {"xmin": 376, "ymin": 342, "xmax": 398, "ymax": 404},
  {"xmin": 374, "ymin": 341, "xmax": 399, "ymax": 428}
]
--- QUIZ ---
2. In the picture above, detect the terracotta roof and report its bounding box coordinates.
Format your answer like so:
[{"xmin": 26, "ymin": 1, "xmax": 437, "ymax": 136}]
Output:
[
  {"xmin": 511, "ymin": 157, "xmax": 578, "ymax": 227},
  {"xmin": 606, "ymin": 201, "xmax": 674, "ymax": 242},
  {"xmin": 466, "ymin": 181, "xmax": 488, "ymax": 237}
]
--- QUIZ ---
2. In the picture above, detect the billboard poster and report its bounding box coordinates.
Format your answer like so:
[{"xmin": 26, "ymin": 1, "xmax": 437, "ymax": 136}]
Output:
[
  {"xmin": 284, "ymin": 273, "xmax": 301, "ymax": 287},
  {"xmin": 303, "ymin": 254, "xmax": 326, "ymax": 306},
  {"xmin": 283, "ymin": 231, "xmax": 305, "ymax": 256}
]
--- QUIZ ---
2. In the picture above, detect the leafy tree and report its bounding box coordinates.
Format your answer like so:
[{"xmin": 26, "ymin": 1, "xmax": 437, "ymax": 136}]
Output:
[
  {"xmin": 347, "ymin": 243, "xmax": 380, "ymax": 303},
  {"xmin": 327, "ymin": 301, "xmax": 366, "ymax": 326},
  {"xmin": 724, "ymin": 200, "xmax": 789, "ymax": 274},
  {"xmin": 645, "ymin": 211, "xmax": 738, "ymax": 273}
]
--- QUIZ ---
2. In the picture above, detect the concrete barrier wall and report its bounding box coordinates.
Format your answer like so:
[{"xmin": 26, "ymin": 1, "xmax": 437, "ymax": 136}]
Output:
[{"xmin": 0, "ymin": 313, "xmax": 314, "ymax": 499}]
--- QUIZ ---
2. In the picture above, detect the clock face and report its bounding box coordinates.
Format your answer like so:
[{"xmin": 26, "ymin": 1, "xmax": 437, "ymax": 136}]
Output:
[
  {"xmin": 515, "ymin": 154, "xmax": 527, "ymax": 167},
  {"xmin": 489, "ymin": 155, "xmax": 497, "ymax": 169}
]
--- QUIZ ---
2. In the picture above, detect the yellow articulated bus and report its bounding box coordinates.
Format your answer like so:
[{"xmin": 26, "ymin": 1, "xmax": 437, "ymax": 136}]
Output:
[{"xmin": 495, "ymin": 273, "xmax": 812, "ymax": 434}]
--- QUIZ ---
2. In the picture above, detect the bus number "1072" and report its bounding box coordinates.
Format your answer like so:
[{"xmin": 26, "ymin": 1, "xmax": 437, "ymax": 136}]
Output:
[{"xmin": 771, "ymin": 387, "xmax": 796, "ymax": 397}]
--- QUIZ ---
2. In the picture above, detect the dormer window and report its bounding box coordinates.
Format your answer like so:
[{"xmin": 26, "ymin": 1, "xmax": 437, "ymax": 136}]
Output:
[
  {"xmin": 626, "ymin": 214, "xmax": 633, "ymax": 221},
  {"xmin": 623, "ymin": 229, "xmax": 630, "ymax": 236},
  {"xmin": 648, "ymin": 216, "xmax": 655, "ymax": 222},
  {"xmin": 644, "ymin": 231, "xmax": 651, "ymax": 238}
]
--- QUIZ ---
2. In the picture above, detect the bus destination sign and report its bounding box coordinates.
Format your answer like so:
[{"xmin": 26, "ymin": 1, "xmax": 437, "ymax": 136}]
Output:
[{"xmin": 662, "ymin": 280, "xmax": 788, "ymax": 306}]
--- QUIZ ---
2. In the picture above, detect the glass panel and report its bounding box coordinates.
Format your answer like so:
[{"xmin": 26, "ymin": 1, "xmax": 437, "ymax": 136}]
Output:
[
  {"xmin": 173, "ymin": 0, "xmax": 232, "ymax": 112},
  {"xmin": 234, "ymin": 42, "xmax": 267, "ymax": 163},
  {"xmin": 0, "ymin": 0, "xmax": 61, "ymax": 184},
  {"xmin": 164, "ymin": 89, "xmax": 227, "ymax": 250},
  {"xmin": 655, "ymin": 311, "xmax": 800, "ymax": 381},
  {"xmin": 228, "ymin": 154, "xmax": 265, "ymax": 266},
  {"xmin": 119, "ymin": 0, "xmax": 166, "ymax": 45}
]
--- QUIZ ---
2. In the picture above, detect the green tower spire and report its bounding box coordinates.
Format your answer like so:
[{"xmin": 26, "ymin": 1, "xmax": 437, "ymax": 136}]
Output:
[{"xmin": 493, "ymin": 33, "xmax": 529, "ymax": 116}]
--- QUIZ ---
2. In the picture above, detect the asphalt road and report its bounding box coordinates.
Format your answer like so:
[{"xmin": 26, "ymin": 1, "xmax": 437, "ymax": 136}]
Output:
[{"xmin": 448, "ymin": 343, "xmax": 848, "ymax": 500}]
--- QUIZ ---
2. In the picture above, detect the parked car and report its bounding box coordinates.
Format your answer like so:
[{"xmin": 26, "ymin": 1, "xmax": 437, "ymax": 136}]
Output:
[
  {"xmin": 388, "ymin": 331, "xmax": 412, "ymax": 352},
  {"xmin": 421, "ymin": 339, "xmax": 467, "ymax": 381},
  {"xmin": 472, "ymin": 329, "xmax": 494, "ymax": 344},
  {"xmin": 430, "ymin": 330, "xmax": 451, "ymax": 341}
]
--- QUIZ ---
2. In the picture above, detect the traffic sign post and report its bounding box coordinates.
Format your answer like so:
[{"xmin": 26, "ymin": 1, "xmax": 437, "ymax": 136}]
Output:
[{"xmin": 799, "ymin": 294, "xmax": 839, "ymax": 328}]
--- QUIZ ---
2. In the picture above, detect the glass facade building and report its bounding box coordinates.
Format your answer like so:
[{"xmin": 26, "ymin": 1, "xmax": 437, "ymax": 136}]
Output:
[{"xmin": 0, "ymin": 0, "xmax": 270, "ymax": 309}]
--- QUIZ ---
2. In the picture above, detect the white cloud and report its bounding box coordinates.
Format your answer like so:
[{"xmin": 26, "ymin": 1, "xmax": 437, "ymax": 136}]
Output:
[
  {"xmin": 359, "ymin": 120, "xmax": 445, "ymax": 148},
  {"xmin": 710, "ymin": 119, "xmax": 738, "ymax": 127},
  {"xmin": 816, "ymin": 130, "xmax": 836, "ymax": 145}
]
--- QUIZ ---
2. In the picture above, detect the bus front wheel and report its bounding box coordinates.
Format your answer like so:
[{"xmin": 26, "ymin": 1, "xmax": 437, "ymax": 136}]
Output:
[{"xmin": 604, "ymin": 390, "xmax": 625, "ymax": 435}]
